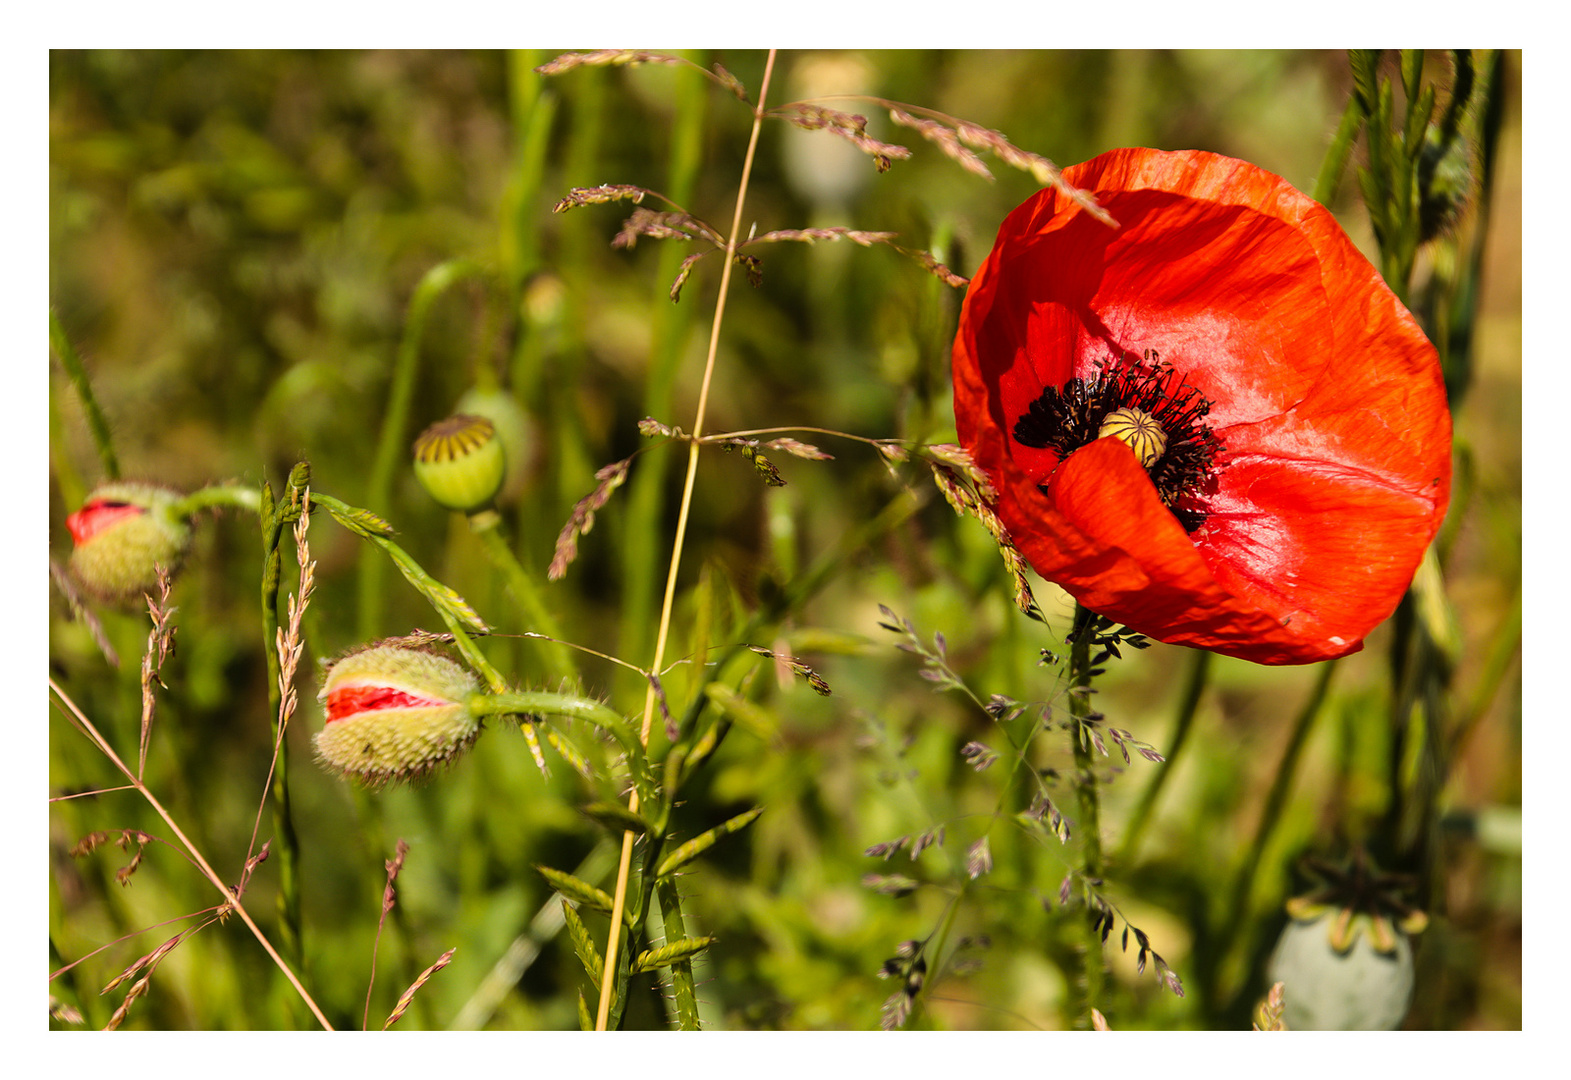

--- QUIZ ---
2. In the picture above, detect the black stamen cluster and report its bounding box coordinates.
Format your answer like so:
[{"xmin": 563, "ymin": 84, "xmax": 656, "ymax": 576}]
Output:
[{"xmin": 1012, "ymin": 350, "xmax": 1221, "ymax": 532}]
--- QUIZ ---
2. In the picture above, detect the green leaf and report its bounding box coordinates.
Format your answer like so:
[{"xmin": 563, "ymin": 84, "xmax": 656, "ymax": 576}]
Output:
[
  {"xmin": 634, "ymin": 936, "xmax": 715, "ymax": 974},
  {"xmin": 656, "ymin": 806, "xmax": 764, "ymax": 878},
  {"xmin": 535, "ymin": 865, "xmax": 616, "ymax": 914},
  {"xmin": 560, "ymin": 899, "xmax": 603, "ymax": 991},
  {"xmin": 1405, "ymin": 83, "xmax": 1436, "ymax": 161},
  {"xmin": 374, "ymin": 536, "xmax": 490, "ymax": 634},
  {"xmin": 1400, "ymin": 49, "xmax": 1424, "ymax": 109},
  {"xmin": 313, "ymin": 492, "xmax": 395, "ymax": 538},
  {"xmin": 702, "ymin": 684, "xmax": 777, "ymax": 740},
  {"xmin": 1349, "ymin": 50, "xmax": 1381, "ymax": 113},
  {"xmin": 543, "ymin": 726, "xmax": 594, "ymax": 779}
]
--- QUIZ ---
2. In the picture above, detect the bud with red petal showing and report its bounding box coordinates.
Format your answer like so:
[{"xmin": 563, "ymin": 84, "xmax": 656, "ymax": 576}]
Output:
[
  {"xmin": 314, "ymin": 644, "xmax": 481, "ymax": 786},
  {"xmin": 65, "ymin": 482, "xmax": 193, "ymax": 603}
]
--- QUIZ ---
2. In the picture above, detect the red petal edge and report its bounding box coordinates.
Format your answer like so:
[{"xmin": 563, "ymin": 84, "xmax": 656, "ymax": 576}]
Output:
[{"xmin": 65, "ymin": 501, "xmax": 144, "ymax": 546}]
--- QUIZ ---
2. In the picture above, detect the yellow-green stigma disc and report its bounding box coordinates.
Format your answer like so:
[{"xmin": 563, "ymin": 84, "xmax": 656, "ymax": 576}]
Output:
[{"xmin": 1098, "ymin": 407, "xmax": 1168, "ymax": 468}]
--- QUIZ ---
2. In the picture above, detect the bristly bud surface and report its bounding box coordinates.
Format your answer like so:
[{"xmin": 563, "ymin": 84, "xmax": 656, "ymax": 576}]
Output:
[
  {"xmin": 65, "ymin": 482, "xmax": 192, "ymax": 603},
  {"xmin": 314, "ymin": 643, "xmax": 481, "ymax": 785}
]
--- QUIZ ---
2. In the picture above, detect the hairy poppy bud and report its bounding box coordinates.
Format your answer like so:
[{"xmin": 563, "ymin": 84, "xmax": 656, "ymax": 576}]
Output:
[
  {"xmin": 412, "ymin": 414, "xmax": 506, "ymax": 513},
  {"xmin": 65, "ymin": 483, "xmax": 192, "ymax": 603},
  {"xmin": 454, "ymin": 386, "xmax": 536, "ymax": 503},
  {"xmin": 314, "ymin": 644, "xmax": 481, "ymax": 785}
]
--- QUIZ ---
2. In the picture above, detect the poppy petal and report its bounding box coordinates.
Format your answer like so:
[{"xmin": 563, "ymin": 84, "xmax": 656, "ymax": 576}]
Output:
[{"xmin": 953, "ymin": 147, "xmax": 1451, "ymax": 665}]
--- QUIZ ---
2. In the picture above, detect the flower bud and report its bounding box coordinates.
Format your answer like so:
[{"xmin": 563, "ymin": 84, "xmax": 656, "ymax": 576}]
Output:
[
  {"xmin": 65, "ymin": 483, "xmax": 192, "ymax": 603},
  {"xmin": 454, "ymin": 386, "xmax": 536, "ymax": 503},
  {"xmin": 314, "ymin": 644, "xmax": 481, "ymax": 785},
  {"xmin": 412, "ymin": 414, "xmax": 506, "ymax": 513}
]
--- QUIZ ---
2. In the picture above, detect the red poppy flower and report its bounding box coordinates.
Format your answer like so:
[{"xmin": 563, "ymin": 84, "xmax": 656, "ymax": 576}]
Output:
[{"xmin": 952, "ymin": 148, "xmax": 1451, "ymax": 665}]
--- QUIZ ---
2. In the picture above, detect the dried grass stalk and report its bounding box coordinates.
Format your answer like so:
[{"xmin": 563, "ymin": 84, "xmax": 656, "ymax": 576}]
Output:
[
  {"xmin": 383, "ymin": 947, "xmax": 456, "ymax": 1030},
  {"xmin": 138, "ymin": 567, "xmax": 177, "ymax": 778},
  {"xmin": 553, "ymin": 184, "xmax": 651, "ymax": 213}
]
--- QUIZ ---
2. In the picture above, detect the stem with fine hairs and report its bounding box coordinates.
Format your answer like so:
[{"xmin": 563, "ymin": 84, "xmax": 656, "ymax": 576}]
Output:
[{"xmin": 593, "ymin": 48, "xmax": 779, "ymax": 1032}]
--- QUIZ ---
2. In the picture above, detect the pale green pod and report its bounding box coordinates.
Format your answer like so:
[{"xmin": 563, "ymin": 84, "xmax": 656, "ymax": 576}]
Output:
[
  {"xmin": 454, "ymin": 386, "xmax": 536, "ymax": 503},
  {"xmin": 1097, "ymin": 407, "xmax": 1168, "ymax": 468},
  {"xmin": 1267, "ymin": 911, "xmax": 1415, "ymax": 1030},
  {"xmin": 412, "ymin": 414, "xmax": 506, "ymax": 513}
]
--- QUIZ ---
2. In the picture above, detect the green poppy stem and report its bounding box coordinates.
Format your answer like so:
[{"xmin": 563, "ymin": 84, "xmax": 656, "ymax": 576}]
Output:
[
  {"xmin": 1219, "ymin": 658, "xmax": 1337, "ymax": 1005},
  {"xmin": 1068, "ymin": 603, "xmax": 1106, "ymax": 1026},
  {"xmin": 170, "ymin": 484, "xmax": 263, "ymax": 519},
  {"xmin": 258, "ymin": 471, "xmax": 308, "ymax": 987},
  {"xmin": 359, "ymin": 258, "xmax": 488, "ymax": 640},
  {"xmin": 50, "ymin": 308, "xmax": 120, "ymax": 482},
  {"xmin": 468, "ymin": 690, "xmax": 637, "ymax": 761}
]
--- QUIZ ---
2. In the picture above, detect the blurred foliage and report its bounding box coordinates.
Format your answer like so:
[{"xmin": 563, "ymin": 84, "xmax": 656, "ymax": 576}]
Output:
[{"xmin": 49, "ymin": 49, "xmax": 1520, "ymax": 1030}]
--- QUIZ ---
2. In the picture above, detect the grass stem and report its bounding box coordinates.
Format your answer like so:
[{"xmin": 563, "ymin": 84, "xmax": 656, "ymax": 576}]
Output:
[{"xmin": 594, "ymin": 48, "xmax": 779, "ymax": 1032}]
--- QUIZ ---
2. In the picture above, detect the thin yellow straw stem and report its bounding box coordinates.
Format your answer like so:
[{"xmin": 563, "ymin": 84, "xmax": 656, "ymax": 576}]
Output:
[
  {"xmin": 49, "ymin": 678, "xmax": 334, "ymax": 1030},
  {"xmin": 594, "ymin": 48, "xmax": 778, "ymax": 1032}
]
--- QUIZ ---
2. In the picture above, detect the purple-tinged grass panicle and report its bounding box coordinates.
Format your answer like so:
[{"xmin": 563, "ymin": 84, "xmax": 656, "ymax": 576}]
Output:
[
  {"xmin": 775, "ymin": 103, "xmax": 912, "ymax": 172},
  {"xmin": 553, "ymin": 183, "xmax": 651, "ymax": 213},
  {"xmin": 550, "ymin": 456, "xmax": 633, "ymax": 580}
]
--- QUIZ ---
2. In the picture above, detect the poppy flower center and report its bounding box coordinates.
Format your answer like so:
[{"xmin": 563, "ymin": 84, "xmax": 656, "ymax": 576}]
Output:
[
  {"xmin": 1012, "ymin": 350, "xmax": 1221, "ymax": 532},
  {"xmin": 1098, "ymin": 407, "xmax": 1167, "ymax": 467}
]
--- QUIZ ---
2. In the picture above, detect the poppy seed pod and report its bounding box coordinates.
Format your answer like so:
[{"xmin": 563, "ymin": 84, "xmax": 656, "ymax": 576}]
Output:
[
  {"xmin": 65, "ymin": 482, "xmax": 192, "ymax": 603},
  {"xmin": 314, "ymin": 644, "xmax": 481, "ymax": 785},
  {"xmin": 1267, "ymin": 912, "xmax": 1416, "ymax": 1030},
  {"xmin": 413, "ymin": 414, "xmax": 506, "ymax": 513}
]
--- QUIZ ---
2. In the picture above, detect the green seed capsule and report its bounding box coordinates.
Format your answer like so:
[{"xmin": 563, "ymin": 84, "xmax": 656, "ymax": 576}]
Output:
[
  {"xmin": 454, "ymin": 386, "xmax": 536, "ymax": 503},
  {"xmin": 1268, "ymin": 911, "xmax": 1415, "ymax": 1030},
  {"xmin": 314, "ymin": 644, "xmax": 481, "ymax": 785},
  {"xmin": 412, "ymin": 415, "xmax": 506, "ymax": 513}
]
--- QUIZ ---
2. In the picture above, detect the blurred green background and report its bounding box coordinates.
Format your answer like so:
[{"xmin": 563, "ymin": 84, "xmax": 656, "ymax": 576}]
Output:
[{"xmin": 49, "ymin": 50, "xmax": 1520, "ymax": 1030}]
